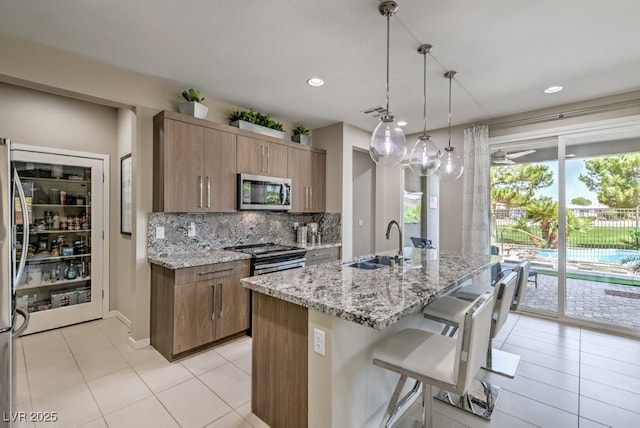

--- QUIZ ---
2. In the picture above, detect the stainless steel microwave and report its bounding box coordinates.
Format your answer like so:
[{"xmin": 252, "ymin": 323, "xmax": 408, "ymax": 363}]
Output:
[{"xmin": 238, "ymin": 174, "xmax": 291, "ymax": 211}]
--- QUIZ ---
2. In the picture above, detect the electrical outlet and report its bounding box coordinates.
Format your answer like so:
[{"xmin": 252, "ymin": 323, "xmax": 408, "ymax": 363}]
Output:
[
  {"xmin": 358, "ymin": 219, "xmax": 364, "ymax": 227},
  {"xmin": 188, "ymin": 222, "xmax": 196, "ymax": 237},
  {"xmin": 155, "ymin": 226, "xmax": 165, "ymax": 239},
  {"xmin": 313, "ymin": 328, "xmax": 325, "ymax": 356}
]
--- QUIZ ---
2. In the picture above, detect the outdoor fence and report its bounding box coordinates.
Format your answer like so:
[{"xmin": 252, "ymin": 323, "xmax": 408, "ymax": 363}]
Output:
[{"xmin": 492, "ymin": 207, "xmax": 640, "ymax": 251}]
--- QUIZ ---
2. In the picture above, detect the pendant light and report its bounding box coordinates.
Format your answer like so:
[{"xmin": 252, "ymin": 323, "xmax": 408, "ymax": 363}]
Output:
[
  {"xmin": 370, "ymin": 1, "xmax": 406, "ymax": 166},
  {"xmin": 408, "ymin": 44, "xmax": 441, "ymax": 176},
  {"xmin": 438, "ymin": 71, "xmax": 464, "ymax": 181}
]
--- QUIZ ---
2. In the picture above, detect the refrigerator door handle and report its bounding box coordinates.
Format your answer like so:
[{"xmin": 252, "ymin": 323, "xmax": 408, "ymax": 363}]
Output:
[
  {"xmin": 13, "ymin": 169, "xmax": 29, "ymax": 292},
  {"xmin": 13, "ymin": 308, "xmax": 29, "ymax": 337}
]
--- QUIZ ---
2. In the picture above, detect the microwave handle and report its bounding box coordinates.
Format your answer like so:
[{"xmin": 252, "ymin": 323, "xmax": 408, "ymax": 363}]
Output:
[{"xmin": 281, "ymin": 183, "xmax": 289, "ymax": 206}]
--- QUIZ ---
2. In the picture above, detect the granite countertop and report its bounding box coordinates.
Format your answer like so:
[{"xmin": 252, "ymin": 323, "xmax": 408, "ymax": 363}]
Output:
[
  {"xmin": 294, "ymin": 242, "xmax": 342, "ymax": 250},
  {"xmin": 148, "ymin": 242, "xmax": 341, "ymax": 269},
  {"xmin": 241, "ymin": 249, "xmax": 498, "ymax": 330},
  {"xmin": 148, "ymin": 250, "xmax": 252, "ymax": 269}
]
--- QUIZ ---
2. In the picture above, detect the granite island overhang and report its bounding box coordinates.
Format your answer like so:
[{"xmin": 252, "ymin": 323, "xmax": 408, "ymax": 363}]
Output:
[{"xmin": 241, "ymin": 249, "xmax": 498, "ymax": 428}]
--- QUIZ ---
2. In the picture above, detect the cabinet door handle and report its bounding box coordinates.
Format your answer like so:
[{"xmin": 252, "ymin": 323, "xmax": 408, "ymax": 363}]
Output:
[
  {"xmin": 266, "ymin": 145, "xmax": 270, "ymax": 173},
  {"xmin": 260, "ymin": 145, "xmax": 265, "ymax": 173},
  {"xmin": 198, "ymin": 176, "xmax": 203, "ymax": 208},
  {"xmin": 198, "ymin": 267, "xmax": 233, "ymax": 276},
  {"xmin": 219, "ymin": 283, "xmax": 223, "ymax": 317},
  {"xmin": 309, "ymin": 186, "xmax": 313, "ymax": 211},
  {"xmin": 207, "ymin": 176, "xmax": 211, "ymax": 208},
  {"xmin": 210, "ymin": 284, "xmax": 216, "ymax": 320}
]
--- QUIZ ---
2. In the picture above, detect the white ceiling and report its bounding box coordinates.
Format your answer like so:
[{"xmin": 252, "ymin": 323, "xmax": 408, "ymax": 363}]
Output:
[{"xmin": 2, "ymin": 0, "xmax": 640, "ymax": 135}]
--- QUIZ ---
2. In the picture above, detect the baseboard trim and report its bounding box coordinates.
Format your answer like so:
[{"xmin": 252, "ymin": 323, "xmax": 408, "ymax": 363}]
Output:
[
  {"xmin": 128, "ymin": 335, "xmax": 151, "ymax": 350},
  {"xmin": 108, "ymin": 310, "xmax": 131, "ymax": 328}
]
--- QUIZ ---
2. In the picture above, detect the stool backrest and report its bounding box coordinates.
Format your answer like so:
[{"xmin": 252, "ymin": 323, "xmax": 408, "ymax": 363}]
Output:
[
  {"xmin": 455, "ymin": 291, "xmax": 494, "ymax": 393},
  {"xmin": 491, "ymin": 271, "xmax": 518, "ymax": 339},
  {"xmin": 511, "ymin": 260, "xmax": 531, "ymax": 311}
]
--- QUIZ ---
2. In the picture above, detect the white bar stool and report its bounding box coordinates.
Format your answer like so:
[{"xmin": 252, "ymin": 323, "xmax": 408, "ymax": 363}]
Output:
[
  {"xmin": 372, "ymin": 291, "xmax": 494, "ymax": 428},
  {"xmin": 423, "ymin": 270, "xmax": 521, "ymax": 378}
]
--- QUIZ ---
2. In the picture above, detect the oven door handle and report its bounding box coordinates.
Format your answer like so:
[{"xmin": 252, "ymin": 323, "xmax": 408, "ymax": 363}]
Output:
[
  {"xmin": 254, "ymin": 262, "xmax": 305, "ymax": 275},
  {"xmin": 254, "ymin": 258, "xmax": 305, "ymax": 271}
]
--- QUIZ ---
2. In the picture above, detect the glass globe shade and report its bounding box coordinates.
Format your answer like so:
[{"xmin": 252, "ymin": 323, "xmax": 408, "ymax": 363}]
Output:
[
  {"xmin": 438, "ymin": 147, "xmax": 464, "ymax": 181},
  {"xmin": 408, "ymin": 135, "xmax": 441, "ymax": 176},
  {"xmin": 370, "ymin": 116, "xmax": 406, "ymax": 166}
]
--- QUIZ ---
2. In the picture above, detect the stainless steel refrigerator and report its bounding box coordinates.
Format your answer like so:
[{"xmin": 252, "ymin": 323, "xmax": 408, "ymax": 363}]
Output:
[{"xmin": 1, "ymin": 138, "xmax": 30, "ymax": 427}]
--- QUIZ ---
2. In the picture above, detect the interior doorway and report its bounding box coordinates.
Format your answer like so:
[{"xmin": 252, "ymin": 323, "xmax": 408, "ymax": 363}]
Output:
[{"xmin": 352, "ymin": 150, "xmax": 375, "ymax": 257}]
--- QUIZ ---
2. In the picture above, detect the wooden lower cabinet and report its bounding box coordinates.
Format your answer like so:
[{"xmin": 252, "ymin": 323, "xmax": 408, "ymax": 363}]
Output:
[
  {"xmin": 252, "ymin": 292, "xmax": 308, "ymax": 428},
  {"xmin": 151, "ymin": 259, "xmax": 250, "ymax": 361},
  {"xmin": 305, "ymin": 246, "xmax": 341, "ymax": 266}
]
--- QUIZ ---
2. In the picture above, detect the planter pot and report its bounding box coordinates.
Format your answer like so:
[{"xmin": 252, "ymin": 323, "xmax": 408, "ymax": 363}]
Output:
[
  {"xmin": 292, "ymin": 134, "xmax": 311, "ymax": 146},
  {"xmin": 230, "ymin": 120, "xmax": 285, "ymax": 139},
  {"xmin": 178, "ymin": 101, "xmax": 208, "ymax": 119}
]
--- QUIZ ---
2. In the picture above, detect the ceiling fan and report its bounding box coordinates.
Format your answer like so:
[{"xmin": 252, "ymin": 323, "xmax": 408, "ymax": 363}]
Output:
[{"xmin": 491, "ymin": 148, "xmax": 536, "ymax": 164}]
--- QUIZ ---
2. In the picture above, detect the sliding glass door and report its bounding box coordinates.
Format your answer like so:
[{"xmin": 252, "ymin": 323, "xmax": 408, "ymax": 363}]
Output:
[
  {"xmin": 490, "ymin": 122, "xmax": 640, "ymax": 333},
  {"xmin": 490, "ymin": 138, "xmax": 559, "ymax": 316},
  {"xmin": 561, "ymin": 131, "xmax": 640, "ymax": 330}
]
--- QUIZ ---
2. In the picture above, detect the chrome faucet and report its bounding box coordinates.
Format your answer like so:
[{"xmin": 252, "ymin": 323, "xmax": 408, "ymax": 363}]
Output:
[{"xmin": 385, "ymin": 220, "xmax": 403, "ymax": 265}]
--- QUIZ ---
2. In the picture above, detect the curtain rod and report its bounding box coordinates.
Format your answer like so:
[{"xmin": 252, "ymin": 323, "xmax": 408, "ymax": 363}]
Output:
[{"xmin": 489, "ymin": 98, "xmax": 640, "ymax": 129}]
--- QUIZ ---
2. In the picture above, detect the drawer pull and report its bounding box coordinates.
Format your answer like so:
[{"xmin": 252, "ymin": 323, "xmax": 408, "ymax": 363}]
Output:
[
  {"xmin": 312, "ymin": 253, "xmax": 327, "ymax": 257},
  {"xmin": 198, "ymin": 267, "xmax": 234, "ymax": 276}
]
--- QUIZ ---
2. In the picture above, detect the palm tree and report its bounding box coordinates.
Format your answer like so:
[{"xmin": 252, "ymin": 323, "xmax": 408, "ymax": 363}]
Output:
[
  {"xmin": 514, "ymin": 198, "xmax": 591, "ymax": 248},
  {"xmin": 621, "ymin": 254, "xmax": 640, "ymax": 274}
]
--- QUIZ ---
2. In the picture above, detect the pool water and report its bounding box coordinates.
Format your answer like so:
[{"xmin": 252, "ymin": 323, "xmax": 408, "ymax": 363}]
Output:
[{"xmin": 536, "ymin": 248, "xmax": 640, "ymax": 264}]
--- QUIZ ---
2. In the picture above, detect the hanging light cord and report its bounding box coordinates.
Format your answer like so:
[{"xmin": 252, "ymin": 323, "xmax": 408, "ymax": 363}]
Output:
[
  {"xmin": 417, "ymin": 44, "xmax": 432, "ymax": 135},
  {"xmin": 422, "ymin": 51, "xmax": 427, "ymax": 134},
  {"xmin": 447, "ymin": 73, "xmax": 452, "ymax": 148},
  {"xmin": 445, "ymin": 71, "xmax": 457, "ymax": 150},
  {"xmin": 385, "ymin": 12, "xmax": 391, "ymax": 116}
]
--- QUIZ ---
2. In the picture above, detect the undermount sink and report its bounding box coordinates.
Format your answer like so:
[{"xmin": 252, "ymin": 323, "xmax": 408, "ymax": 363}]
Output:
[{"xmin": 344, "ymin": 255, "xmax": 395, "ymax": 270}]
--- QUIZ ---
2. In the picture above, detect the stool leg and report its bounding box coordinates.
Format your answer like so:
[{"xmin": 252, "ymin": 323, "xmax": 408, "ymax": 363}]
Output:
[
  {"xmin": 379, "ymin": 374, "xmax": 407, "ymax": 428},
  {"xmin": 422, "ymin": 383, "xmax": 433, "ymax": 428}
]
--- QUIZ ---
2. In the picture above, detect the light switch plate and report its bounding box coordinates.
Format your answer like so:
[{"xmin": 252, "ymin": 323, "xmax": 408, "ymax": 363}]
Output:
[
  {"xmin": 188, "ymin": 222, "xmax": 196, "ymax": 237},
  {"xmin": 155, "ymin": 226, "xmax": 165, "ymax": 239}
]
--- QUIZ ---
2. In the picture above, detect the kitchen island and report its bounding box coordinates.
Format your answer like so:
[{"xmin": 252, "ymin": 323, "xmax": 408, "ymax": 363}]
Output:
[{"xmin": 241, "ymin": 248, "xmax": 497, "ymax": 428}]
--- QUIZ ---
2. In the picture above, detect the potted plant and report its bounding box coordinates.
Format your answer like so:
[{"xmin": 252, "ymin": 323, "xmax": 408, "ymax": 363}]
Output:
[
  {"xmin": 229, "ymin": 108, "xmax": 285, "ymax": 139},
  {"xmin": 178, "ymin": 88, "xmax": 208, "ymax": 119},
  {"xmin": 292, "ymin": 125, "xmax": 311, "ymax": 145}
]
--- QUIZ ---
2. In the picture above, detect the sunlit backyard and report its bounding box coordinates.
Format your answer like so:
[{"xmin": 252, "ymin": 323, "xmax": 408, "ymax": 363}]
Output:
[{"xmin": 491, "ymin": 151, "xmax": 640, "ymax": 328}]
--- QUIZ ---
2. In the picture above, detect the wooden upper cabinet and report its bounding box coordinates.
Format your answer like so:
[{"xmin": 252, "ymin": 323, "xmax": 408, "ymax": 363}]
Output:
[
  {"xmin": 287, "ymin": 147, "xmax": 326, "ymax": 212},
  {"xmin": 288, "ymin": 147, "xmax": 311, "ymax": 212},
  {"xmin": 154, "ymin": 118, "xmax": 205, "ymax": 212},
  {"xmin": 310, "ymin": 152, "xmax": 326, "ymax": 212},
  {"xmin": 204, "ymin": 128, "xmax": 236, "ymax": 212},
  {"xmin": 237, "ymin": 135, "xmax": 287, "ymax": 178},
  {"xmin": 153, "ymin": 114, "xmax": 236, "ymax": 212}
]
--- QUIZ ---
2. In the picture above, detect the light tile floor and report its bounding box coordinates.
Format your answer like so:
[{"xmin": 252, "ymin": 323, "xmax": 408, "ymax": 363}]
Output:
[
  {"xmin": 13, "ymin": 317, "xmax": 265, "ymax": 428},
  {"xmin": 13, "ymin": 314, "xmax": 640, "ymax": 427}
]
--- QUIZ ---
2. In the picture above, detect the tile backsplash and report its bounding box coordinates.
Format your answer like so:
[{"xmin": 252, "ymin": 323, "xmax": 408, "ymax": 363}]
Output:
[{"xmin": 148, "ymin": 212, "xmax": 341, "ymax": 257}]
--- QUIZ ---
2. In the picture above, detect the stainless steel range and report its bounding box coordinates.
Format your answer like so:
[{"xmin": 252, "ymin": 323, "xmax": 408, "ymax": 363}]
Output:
[{"xmin": 224, "ymin": 243, "xmax": 306, "ymax": 275}]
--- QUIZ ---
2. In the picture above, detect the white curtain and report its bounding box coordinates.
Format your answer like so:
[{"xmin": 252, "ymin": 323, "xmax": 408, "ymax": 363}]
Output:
[{"xmin": 461, "ymin": 125, "xmax": 490, "ymax": 255}]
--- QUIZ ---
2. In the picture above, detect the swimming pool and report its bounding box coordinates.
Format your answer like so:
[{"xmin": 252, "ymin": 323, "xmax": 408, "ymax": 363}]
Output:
[{"xmin": 536, "ymin": 248, "xmax": 640, "ymax": 264}]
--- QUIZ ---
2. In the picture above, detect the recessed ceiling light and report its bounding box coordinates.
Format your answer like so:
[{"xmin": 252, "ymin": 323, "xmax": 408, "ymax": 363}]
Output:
[
  {"xmin": 544, "ymin": 85, "xmax": 563, "ymax": 94},
  {"xmin": 397, "ymin": 120, "xmax": 407, "ymax": 126},
  {"xmin": 307, "ymin": 77, "xmax": 324, "ymax": 87}
]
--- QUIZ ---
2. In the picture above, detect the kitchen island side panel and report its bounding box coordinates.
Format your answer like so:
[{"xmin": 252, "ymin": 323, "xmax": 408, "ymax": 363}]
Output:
[{"xmin": 252, "ymin": 292, "xmax": 308, "ymax": 428}]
